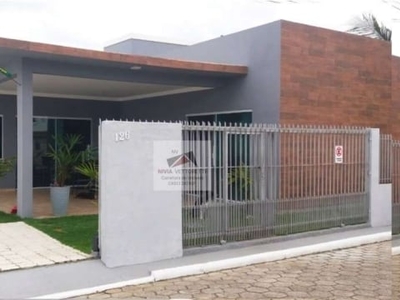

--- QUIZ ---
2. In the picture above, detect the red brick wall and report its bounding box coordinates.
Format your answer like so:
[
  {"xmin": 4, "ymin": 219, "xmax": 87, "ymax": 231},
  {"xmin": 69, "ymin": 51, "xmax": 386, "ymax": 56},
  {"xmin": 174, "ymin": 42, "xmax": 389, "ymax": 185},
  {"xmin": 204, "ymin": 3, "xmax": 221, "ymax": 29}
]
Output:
[
  {"xmin": 392, "ymin": 56, "xmax": 400, "ymax": 140},
  {"xmin": 280, "ymin": 21, "xmax": 392, "ymax": 134}
]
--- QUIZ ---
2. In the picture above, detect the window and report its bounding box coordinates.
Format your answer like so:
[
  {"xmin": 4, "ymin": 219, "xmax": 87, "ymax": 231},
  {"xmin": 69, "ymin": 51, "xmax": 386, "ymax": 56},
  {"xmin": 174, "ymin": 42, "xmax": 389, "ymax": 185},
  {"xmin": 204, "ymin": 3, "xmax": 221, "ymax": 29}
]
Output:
[
  {"xmin": 187, "ymin": 111, "xmax": 252, "ymax": 167},
  {"xmin": 186, "ymin": 111, "xmax": 253, "ymax": 200},
  {"xmin": 187, "ymin": 111, "xmax": 252, "ymax": 125}
]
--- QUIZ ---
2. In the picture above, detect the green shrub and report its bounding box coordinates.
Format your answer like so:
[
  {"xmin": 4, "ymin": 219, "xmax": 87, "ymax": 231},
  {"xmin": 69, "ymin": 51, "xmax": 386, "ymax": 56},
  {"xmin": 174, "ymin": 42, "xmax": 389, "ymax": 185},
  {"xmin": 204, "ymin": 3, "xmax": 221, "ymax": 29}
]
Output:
[{"xmin": 0, "ymin": 157, "xmax": 15, "ymax": 179}]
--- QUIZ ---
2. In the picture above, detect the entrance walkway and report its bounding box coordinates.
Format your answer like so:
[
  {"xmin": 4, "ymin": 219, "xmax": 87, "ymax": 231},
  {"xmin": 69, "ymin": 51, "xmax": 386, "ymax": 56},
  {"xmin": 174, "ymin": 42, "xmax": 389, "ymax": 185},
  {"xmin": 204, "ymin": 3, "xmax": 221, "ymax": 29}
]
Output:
[
  {"xmin": 0, "ymin": 222, "xmax": 88, "ymax": 271},
  {"xmin": 74, "ymin": 242, "xmax": 392, "ymax": 300},
  {"xmin": 0, "ymin": 189, "xmax": 98, "ymax": 217}
]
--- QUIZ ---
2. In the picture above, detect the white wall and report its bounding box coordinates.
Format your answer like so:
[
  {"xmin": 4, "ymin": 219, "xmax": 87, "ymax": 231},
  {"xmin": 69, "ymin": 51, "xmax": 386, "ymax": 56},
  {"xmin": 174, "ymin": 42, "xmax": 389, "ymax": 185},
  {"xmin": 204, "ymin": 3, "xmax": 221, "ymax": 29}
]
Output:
[
  {"xmin": 99, "ymin": 121, "xmax": 183, "ymax": 268},
  {"xmin": 369, "ymin": 129, "xmax": 392, "ymax": 228},
  {"xmin": 371, "ymin": 184, "xmax": 392, "ymax": 228}
]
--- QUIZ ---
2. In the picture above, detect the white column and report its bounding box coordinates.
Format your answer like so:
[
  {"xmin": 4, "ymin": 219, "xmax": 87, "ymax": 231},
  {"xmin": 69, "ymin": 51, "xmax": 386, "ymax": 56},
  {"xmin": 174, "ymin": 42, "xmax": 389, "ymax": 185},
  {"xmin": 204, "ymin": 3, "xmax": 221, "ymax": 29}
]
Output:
[
  {"xmin": 99, "ymin": 121, "xmax": 183, "ymax": 268},
  {"xmin": 16, "ymin": 60, "xmax": 33, "ymax": 218},
  {"xmin": 369, "ymin": 128, "xmax": 392, "ymax": 228}
]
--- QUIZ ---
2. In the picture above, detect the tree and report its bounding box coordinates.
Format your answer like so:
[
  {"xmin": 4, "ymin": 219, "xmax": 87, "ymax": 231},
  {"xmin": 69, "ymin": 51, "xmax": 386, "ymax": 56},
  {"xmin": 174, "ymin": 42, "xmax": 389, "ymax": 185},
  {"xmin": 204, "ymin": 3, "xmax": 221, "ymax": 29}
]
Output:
[
  {"xmin": 382, "ymin": 0, "xmax": 400, "ymax": 22},
  {"xmin": 382, "ymin": 0, "xmax": 400, "ymax": 11},
  {"xmin": 348, "ymin": 13, "xmax": 392, "ymax": 41}
]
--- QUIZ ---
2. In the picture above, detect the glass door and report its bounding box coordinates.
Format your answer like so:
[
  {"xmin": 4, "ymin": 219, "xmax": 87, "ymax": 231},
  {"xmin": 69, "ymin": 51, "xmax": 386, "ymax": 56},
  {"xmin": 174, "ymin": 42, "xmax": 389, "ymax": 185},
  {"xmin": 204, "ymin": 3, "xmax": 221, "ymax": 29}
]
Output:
[
  {"xmin": 33, "ymin": 118, "xmax": 91, "ymax": 187},
  {"xmin": 33, "ymin": 118, "xmax": 55, "ymax": 187},
  {"xmin": 216, "ymin": 112, "xmax": 252, "ymax": 201},
  {"xmin": 187, "ymin": 111, "xmax": 252, "ymax": 200}
]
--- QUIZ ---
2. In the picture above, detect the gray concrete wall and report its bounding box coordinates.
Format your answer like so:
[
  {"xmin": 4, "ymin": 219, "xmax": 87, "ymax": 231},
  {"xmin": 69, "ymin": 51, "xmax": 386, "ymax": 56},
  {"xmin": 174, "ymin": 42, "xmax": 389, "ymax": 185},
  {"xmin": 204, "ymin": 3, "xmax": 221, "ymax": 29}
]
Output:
[
  {"xmin": 0, "ymin": 95, "xmax": 120, "ymax": 188},
  {"xmin": 162, "ymin": 21, "xmax": 281, "ymax": 65},
  {"xmin": 105, "ymin": 39, "xmax": 187, "ymax": 56},
  {"xmin": 120, "ymin": 21, "xmax": 282, "ymax": 124},
  {"xmin": 99, "ymin": 121, "xmax": 183, "ymax": 268}
]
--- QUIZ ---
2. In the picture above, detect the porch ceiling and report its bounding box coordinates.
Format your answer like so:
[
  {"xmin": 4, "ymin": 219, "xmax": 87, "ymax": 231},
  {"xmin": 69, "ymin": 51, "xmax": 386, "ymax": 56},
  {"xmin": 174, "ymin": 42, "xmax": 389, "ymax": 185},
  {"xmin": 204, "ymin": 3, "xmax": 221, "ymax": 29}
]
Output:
[
  {"xmin": 0, "ymin": 74, "xmax": 212, "ymax": 101},
  {"xmin": 0, "ymin": 36, "xmax": 248, "ymax": 101}
]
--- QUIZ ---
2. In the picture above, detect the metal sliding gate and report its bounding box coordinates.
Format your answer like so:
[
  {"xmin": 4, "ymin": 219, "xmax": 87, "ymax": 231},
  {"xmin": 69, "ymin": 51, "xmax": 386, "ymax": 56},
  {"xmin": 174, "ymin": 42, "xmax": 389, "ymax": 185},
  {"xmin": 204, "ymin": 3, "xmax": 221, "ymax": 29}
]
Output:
[{"xmin": 182, "ymin": 123, "xmax": 370, "ymax": 248}]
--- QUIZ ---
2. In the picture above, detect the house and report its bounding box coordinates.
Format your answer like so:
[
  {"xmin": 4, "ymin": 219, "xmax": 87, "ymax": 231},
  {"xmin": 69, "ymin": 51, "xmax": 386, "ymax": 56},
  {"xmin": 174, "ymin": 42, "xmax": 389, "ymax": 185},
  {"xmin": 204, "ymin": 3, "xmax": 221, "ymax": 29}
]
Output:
[{"xmin": 0, "ymin": 19, "xmax": 395, "ymax": 217}]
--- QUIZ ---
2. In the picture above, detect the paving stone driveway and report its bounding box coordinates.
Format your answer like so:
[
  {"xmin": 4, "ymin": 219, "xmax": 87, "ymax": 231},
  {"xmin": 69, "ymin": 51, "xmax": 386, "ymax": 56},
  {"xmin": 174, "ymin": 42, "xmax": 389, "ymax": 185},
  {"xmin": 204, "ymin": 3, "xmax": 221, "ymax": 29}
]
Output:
[
  {"xmin": 75, "ymin": 242, "xmax": 392, "ymax": 300},
  {"xmin": 394, "ymin": 254, "xmax": 400, "ymax": 299}
]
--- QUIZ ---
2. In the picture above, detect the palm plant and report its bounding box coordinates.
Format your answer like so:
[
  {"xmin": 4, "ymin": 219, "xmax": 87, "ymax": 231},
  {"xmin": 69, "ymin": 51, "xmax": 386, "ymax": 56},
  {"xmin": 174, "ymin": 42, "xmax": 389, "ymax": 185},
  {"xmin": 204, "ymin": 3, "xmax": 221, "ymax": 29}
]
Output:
[
  {"xmin": 47, "ymin": 134, "xmax": 84, "ymax": 187},
  {"xmin": 348, "ymin": 13, "xmax": 392, "ymax": 42},
  {"xmin": 75, "ymin": 146, "xmax": 98, "ymax": 198},
  {"xmin": 228, "ymin": 164, "xmax": 253, "ymax": 200},
  {"xmin": 75, "ymin": 161, "xmax": 98, "ymax": 184},
  {"xmin": 383, "ymin": 0, "xmax": 400, "ymax": 11}
]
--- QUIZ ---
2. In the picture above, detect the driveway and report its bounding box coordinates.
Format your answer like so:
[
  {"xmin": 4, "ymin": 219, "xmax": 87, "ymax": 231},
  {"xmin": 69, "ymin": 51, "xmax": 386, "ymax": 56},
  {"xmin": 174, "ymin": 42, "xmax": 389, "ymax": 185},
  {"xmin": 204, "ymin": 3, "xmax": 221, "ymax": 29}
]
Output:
[
  {"xmin": 0, "ymin": 222, "xmax": 88, "ymax": 271},
  {"xmin": 394, "ymin": 254, "xmax": 400, "ymax": 299},
  {"xmin": 72, "ymin": 242, "xmax": 392, "ymax": 299}
]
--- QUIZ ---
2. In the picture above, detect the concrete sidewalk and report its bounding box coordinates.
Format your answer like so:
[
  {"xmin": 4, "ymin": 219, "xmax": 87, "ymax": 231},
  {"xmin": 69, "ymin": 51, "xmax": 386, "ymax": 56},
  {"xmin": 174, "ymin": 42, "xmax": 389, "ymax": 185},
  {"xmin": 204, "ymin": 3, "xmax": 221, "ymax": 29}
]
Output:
[
  {"xmin": 0, "ymin": 225, "xmax": 390, "ymax": 299},
  {"xmin": 0, "ymin": 222, "xmax": 88, "ymax": 271},
  {"xmin": 394, "ymin": 254, "xmax": 400, "ymax": 298}
]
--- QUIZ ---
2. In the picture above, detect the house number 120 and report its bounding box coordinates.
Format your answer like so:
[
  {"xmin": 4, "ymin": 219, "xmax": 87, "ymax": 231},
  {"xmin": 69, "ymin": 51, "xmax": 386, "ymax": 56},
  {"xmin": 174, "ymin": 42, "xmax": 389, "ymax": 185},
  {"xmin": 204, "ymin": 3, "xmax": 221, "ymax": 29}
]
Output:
[{"xmin": 115, "ymin": 131, "xmax": 130, "ymax": 142}]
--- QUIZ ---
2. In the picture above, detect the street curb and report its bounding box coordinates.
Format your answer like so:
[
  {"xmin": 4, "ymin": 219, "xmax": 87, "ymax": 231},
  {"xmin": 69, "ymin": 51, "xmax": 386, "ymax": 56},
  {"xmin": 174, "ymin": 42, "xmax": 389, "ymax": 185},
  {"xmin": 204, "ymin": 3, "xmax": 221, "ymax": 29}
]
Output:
[
  {"xmin": 392, "ymin": 246, "xmax": 400, "ymax": 256},
  {"xmin": 31, "ymin": 231, "xmax": 391, "ymax": 299},
  {"xmin": 30, "ymin": 277, "xmax": 155, "ymax": 299},
  {"xmin": 152, "ymin": 231, "xmax": 391, "ymax": 281}
]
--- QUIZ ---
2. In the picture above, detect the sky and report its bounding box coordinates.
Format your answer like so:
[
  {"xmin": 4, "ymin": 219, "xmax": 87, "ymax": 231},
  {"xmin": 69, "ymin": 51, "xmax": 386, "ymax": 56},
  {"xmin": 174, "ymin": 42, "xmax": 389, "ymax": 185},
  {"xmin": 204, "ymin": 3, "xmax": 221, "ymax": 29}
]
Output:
[{"xmin": 0, "ymin": 0, "xmax": 397, "ymax": 53}]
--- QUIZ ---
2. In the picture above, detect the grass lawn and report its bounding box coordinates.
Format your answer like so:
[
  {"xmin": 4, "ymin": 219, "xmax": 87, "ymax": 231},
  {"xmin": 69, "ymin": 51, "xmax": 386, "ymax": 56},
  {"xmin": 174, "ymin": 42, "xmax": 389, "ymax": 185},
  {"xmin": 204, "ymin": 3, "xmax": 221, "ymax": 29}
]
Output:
[
  {"xmin": 0, "ymin": 211, "xmax": 21, "ymax": 223},
  {"xmin": 25, "ymin": 215, "xmax": 98, "ymax": 254},
  {"xmin": 0, "ymin": 212, "xmax": 98, "ymax": 254}
]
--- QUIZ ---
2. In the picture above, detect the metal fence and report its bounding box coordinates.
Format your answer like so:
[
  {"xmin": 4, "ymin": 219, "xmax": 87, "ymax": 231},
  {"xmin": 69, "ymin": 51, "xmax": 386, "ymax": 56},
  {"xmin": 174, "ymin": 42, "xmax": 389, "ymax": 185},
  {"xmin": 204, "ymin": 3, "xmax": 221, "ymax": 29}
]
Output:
[
  {"xmin": 182, "ymin": 123, "xmax": 370, "ymax": 248},
  {"xmin": 380, "ymin": 134, "xmax": 392, "ymax": 184},
  {"xmin": 393, "ymin": 141, "xmax": 400, "ymax": 235}
]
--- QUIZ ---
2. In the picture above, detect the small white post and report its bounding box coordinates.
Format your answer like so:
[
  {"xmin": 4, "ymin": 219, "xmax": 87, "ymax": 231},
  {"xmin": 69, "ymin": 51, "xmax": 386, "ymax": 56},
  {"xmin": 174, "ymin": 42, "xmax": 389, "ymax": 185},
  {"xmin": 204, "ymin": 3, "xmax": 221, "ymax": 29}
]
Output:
[
  {"xmin": 99, "ymin": 121, "xmax": 183, "ymax": 268},
  {"xmin": 369, "ymin": 128, "xmax": 392, "ymax": 228}
]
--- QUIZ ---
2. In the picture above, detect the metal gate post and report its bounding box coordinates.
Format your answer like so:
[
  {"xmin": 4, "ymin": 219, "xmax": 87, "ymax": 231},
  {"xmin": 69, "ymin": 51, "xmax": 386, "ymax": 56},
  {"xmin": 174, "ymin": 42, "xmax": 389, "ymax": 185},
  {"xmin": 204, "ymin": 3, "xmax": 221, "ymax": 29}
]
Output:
[
  {"xmin": 223, "ymin": 130, "xmax": 229, "ymax": 241},
  {"xmin": 369, "ymin": 128, "xmax": 392, "ymax": 227},
  {"xmin": 260, "ymin": 129, "xmax": 267, "ymax": 228}
]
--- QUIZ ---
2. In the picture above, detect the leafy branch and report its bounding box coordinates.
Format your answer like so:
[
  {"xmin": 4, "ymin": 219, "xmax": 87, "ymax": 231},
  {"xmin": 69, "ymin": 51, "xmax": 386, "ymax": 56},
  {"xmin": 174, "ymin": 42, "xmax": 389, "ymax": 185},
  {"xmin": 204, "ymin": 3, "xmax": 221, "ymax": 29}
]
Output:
[{"xmin": 348, "ymin": 13, "xmax": 392, "ymax": 41}]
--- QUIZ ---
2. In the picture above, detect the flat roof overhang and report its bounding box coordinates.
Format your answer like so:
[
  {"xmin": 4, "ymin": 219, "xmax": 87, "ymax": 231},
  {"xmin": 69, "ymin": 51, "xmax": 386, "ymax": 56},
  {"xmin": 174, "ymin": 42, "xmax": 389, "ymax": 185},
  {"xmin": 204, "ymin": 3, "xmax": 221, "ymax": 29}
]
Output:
[{"xmin": 0, "ymin": 37, "xmax": 248, "ymax": 101}]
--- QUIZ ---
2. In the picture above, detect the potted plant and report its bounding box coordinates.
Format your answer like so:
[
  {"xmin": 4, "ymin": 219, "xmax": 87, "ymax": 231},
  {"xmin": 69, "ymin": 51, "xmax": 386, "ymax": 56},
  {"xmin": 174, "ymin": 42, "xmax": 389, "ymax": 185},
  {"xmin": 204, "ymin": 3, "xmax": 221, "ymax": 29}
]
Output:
[
  {"xmin": 47, "ymin": 134, "xmax": 84, "ymax": 216},
  {"xmin": 227, "ymin": 164, "xmax": 253, "ymax": 201},
  {"xmin": 228, "ymin": 164, "xmax": 256, "ymax": 219},
  {"xmin": 75, "ymin": 146, "xmax": 98, "ymax": 199}
]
